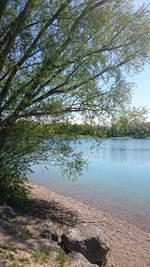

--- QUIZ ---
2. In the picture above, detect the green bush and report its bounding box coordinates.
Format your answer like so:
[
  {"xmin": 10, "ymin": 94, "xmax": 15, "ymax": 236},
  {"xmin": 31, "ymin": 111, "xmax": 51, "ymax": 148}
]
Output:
[
  {"xmin": 0, "ymin": 122, "xmax": 86, "ymax": 206},
  {"xmin": 0, "ymin": 165, "xmax": 28, "ymax": 207}
]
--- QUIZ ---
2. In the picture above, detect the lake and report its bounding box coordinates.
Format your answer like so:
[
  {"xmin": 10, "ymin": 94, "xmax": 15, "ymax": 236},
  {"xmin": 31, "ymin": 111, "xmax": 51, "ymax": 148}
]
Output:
[{"xmin": 29, "ymin": 139, "xmax": 150, "ymax": 232}]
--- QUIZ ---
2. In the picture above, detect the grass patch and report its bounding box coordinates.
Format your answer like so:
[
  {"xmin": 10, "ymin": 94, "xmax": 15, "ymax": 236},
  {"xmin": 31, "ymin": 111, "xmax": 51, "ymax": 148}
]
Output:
[
  {"xmin": 33, "ymin": 247, "xmax": 51, "ymax": 264},
  {"xmin": 110, "ymin": 136, "xmax": 133, "ymax": 140},
  {"xmin": 33, "ymin": 246, "xmax": 70, "ymax": 266},
  {"xmin": 18, "ymin": 256, "xmax": 30, "ymax": 264},
  {"xmin": 56, "ymin": 249, "xmax": 70, "ymax": 267}
]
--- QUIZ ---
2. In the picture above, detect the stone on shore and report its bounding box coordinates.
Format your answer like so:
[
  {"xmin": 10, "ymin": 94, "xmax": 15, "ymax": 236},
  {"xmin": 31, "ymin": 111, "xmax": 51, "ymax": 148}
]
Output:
[
  {"xmin": 0, "ymin": 205, "xmax": 15, "ymax": 219},
  {"xmin": 61, "ymin": 223, "xmax": 109, "ymax": 266},
  {"xmin": 69, "ymin": 252, "xmax": 99, "ymax": 267},
  {"xmin": 40, "ymin": 221, "xmax": 58, "ymax": 242}
]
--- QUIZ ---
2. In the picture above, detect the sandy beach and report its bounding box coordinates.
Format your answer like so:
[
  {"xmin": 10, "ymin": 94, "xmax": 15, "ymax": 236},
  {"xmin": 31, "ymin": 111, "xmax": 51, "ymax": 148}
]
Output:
[
  {"xmin": 30, "ymin": 183, "xmax": 150, "ymax": 267},
  {"xmin": 0, "ymin": 182, "xmax": 150, "ymax": 267}
]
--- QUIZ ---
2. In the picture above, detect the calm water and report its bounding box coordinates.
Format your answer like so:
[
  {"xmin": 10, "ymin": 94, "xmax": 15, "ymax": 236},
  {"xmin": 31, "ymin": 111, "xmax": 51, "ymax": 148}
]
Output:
[{"xmin": 29, "ymin": 139, "xmax": 150, "ymax": 232}]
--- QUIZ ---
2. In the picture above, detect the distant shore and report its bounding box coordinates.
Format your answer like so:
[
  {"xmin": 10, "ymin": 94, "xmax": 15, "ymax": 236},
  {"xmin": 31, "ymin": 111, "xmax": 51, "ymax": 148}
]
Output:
[
  {"xmin": 110, "ymin": 136, "xmax": 150, "ymax": 140},
  {"xmin": 30, "ymin": 182, "xmax": 150, "ymax": 267},
  {"xmin": 67, "ymin": 135, "xmax": 150, "ymax": 140}
]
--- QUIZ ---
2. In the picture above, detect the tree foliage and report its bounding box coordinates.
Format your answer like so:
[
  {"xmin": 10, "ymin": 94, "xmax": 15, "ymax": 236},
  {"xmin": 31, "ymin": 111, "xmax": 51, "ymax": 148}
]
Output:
[
  {"xmin": 0, "ymin": 1, "xmax": 150, "ymax": 126},
  {"xmin": 110, "ymin": 107, "xmax": 150, "ymax": 138},
  {"xmin": 0, "ymin": 0, "xmax": 150, "ymax": 204}
]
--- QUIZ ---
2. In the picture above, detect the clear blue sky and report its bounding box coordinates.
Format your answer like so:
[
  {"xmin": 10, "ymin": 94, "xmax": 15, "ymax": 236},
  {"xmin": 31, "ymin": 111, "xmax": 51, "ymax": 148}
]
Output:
[
  {"xmin": 129, "ymin": 0, "xmax": 150, "ymax": 111},
  {"xmin": 128, "ymin": 2, "xmax": 150, "ymax": 113},
  {"xmin": 128, "ymin": 64, "xmax": 150, "ymax": 110}
]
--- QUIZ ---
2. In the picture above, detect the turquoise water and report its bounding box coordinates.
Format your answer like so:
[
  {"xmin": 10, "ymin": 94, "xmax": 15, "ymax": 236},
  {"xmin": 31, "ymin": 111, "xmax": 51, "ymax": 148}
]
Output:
[{"xmin": 29, "ymin": 139, "xmax": 150, "ymax": 231}]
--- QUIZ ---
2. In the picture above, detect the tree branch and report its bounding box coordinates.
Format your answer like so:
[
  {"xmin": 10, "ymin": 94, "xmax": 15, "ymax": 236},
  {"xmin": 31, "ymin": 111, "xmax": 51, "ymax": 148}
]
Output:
[
  {"xmin": 0, "ymin": 0, "xmax": 8, "ymax": 22},
  {"xmin": 0, "ymin": 0, "xmax": 71, "ymax": 105},
  {"xmin": 0, "ymin": 0, "xmax": 33, "ymax": 74}
]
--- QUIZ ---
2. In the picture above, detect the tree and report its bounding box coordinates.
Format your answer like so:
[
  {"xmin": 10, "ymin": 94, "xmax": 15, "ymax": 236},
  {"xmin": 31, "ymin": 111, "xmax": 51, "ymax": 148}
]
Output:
[
  {"xmin": 126, "ymin": 107, "xmax": 149, "ymax": 137},
  {"xmin": 0, "ymin": 0, "xmax": 150, "ymax": 204},
  {"xmin": 110, "ymin": 107, "xmax": 149, "ymax": 137}
]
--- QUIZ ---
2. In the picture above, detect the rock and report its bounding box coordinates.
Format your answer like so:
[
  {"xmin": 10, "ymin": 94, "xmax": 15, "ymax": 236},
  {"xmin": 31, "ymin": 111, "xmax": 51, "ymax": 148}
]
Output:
[
  {"xmin": 69, "ymin": 252, "xmax": 99, "ymax": 267},
  {"xmin": 61, "ymin": 224, "xmax": 109, "ymax": 266},
  {"xmin": 0, "ymin": 205, "xmax": 15, "ymax": 219},
  {"xmin": 40, "ymin": 222, "xmax": 58, "ymax": 242}
]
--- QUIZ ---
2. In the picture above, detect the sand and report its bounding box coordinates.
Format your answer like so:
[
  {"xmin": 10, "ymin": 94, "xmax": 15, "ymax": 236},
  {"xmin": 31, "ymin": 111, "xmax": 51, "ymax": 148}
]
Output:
[
  {"xmin": 0, "ymin": 182, "xmax": 150, "ymax": 267},
  {"xmin": 30, "ymin": 183, "xmax": 150, "ymax": 267}
]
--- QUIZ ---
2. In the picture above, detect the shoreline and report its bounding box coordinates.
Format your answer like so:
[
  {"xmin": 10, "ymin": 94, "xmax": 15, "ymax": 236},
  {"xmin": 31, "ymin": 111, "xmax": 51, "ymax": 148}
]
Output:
[
  {"xmin": 30, "ymin": 179, "xmax": 150, "ymax": 233},
  {"xmin": 29, "ymin": 182, "xmax": 150, "ymax": 267},
  {"xmin": 0, "ymin": 182, "xmax": 150, "ymax": 266}
]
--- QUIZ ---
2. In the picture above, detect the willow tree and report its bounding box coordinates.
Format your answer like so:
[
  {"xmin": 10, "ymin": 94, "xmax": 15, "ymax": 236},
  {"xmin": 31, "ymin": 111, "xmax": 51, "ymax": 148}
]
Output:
[{"xmin": 0, "ymin": 0, "xmax": 150, "ymax": 203}]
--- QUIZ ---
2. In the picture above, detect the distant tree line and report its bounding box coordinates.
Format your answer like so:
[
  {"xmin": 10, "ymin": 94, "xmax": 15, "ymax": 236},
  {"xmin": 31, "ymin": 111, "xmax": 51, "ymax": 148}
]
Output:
[
  {"xmin": 52, "ymin": 121, "xmax": 150, "ymax": 139},
  {"xmin": 109, "ymin": 107, "xmax": 150, "ymax": 138},
  {"xmin": 109, "ymin": 121, "xmax": 150, "ymax": 138}
]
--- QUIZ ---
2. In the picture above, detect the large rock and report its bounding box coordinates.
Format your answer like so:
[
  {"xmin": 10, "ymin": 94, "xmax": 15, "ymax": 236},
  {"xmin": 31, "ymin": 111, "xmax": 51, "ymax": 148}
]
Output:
[
  {"xmin": 69, "ymin": 252, "xmax": 99, "ymax": 267},
  {"xmin": 61, "ymin": 224, "xmax": 109, "ymax": 266},
  {"xmin": 0, "ymin": 205, "xmax": 15, "ymax": 219}
]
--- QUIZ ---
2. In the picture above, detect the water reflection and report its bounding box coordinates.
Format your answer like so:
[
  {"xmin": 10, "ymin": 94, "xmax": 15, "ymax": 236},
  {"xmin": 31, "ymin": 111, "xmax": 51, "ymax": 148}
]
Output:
[{"xmin": 29, "ymin": 139, "xmax": 150, "ymax": 231}]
